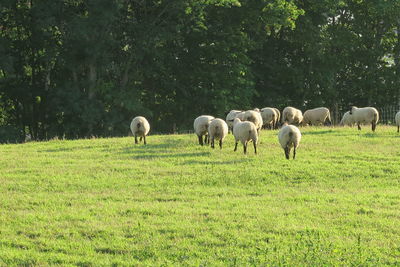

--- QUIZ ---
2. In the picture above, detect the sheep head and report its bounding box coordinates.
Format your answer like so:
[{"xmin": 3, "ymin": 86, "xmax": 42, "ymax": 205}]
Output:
[{"xmin": 349, "ymin": 106, "xmax": 357, "ymax": 115}]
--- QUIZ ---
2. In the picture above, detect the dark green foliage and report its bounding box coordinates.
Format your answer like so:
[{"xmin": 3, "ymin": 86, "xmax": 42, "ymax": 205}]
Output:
[
  {"xmin": 0, "ymin": 125, "xmax": 23, "ymax": 143},
  {"xmin": 0, "ymin": 0, "xmax": 399, "ymax": 141}
]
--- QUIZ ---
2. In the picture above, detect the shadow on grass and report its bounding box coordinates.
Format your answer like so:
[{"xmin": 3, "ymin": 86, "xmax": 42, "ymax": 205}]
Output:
[
  {"xmin": 302, "ymin": 130, "xmax": 334, "ymax": 135},
  {"xmin": 129, "ymin": 151, "xmax": 211, "ymax": 159},
  {"xmin": 120, "ymin": 142, "xmax": 183, "ymax": 154},
  {"xmin": 40, "ymin": 147, "xmax": 75, "ymax": 152},
  {"xmin": 363, "ymin": 132, "xmax": 378, "ymax": 138},
  {"xmin": 39, "ymin": 146, "xmax": 97, "ymax": 152},
  {"xmin": 180, "ymin": 159, "xmax": 244, "ymax": 165}
]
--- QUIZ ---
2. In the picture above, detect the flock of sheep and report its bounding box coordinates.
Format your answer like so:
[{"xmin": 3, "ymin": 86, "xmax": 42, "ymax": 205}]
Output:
[{"xmin": 130, "ymin": 105, "xmax": 399, "ymax": 159}]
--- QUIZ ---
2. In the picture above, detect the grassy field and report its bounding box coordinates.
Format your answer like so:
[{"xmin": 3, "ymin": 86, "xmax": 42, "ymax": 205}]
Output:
[{"xmin": 1, "ymin": 125, "xmax": 400, "ymax": 266}]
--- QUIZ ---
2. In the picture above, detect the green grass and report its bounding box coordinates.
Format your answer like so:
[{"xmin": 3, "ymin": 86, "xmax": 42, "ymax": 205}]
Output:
[{"xmin": 1, "ymin": 126, "xmax": 400, "ymax": 266}]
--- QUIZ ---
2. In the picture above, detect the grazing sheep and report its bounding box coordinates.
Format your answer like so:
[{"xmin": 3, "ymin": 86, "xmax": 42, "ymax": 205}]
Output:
[
  {"xmin": 272, "ymin": 108, "xmax": 281, "ymax": 129},
  {"xmin": 194, "ymin": 115, "xmax": 215, "ymax": 145},
  {"xmin": 281, "ymin": 107, "xmax": 303, "ymax": 126},
  {"xmin": 130, "ymin": 116, "xmax": 150, "ymax": 145},
  {"xmin": 235, "ymin": 111, "xmax": 246, "ymax": 121},
  {"xmin": 244, "ymin": 110, "xmax": 263, "ymax": 134},
  {"xmin": 260, "ymin": 107, "xmax": 277, "ymax": 130},
  {"xmin": 395, "ymin": 111, "xmax": 400, "ymax": 133},
  {"xmin": 339, "ymin": 111, "xmax": 355, "ymax": 127},
  {"xmin": 208, "ymin": 118, "xmax": 229, "ymax": 149},
  {"xmin": 226, "ymin": 110, "xmax": 242, "ymax": 132},
  {"xmin": 278, "ymin": 124, "xmax": 301, "ymax": 159},
  {"xmin": 302, "ymin": 107, "xmax": 332, "ymax": 126},
  {"xmin": 232, "ymin": 118, "xmax": 258, "ymax": 154},
  {"xmin": 349, "ymin": 106, "xmax": 379, "ymax": 131}
]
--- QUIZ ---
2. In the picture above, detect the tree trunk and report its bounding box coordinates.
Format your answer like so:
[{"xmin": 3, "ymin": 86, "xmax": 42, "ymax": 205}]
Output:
[{"xmin": 88, "ymin": 63, "xmax": 97, "ymax": 100}]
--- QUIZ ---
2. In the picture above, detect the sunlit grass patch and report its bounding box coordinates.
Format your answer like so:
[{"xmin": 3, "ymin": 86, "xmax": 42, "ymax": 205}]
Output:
[{"xmin": 1, "ymin": 126, "xmax": 400, "ymax": 265}]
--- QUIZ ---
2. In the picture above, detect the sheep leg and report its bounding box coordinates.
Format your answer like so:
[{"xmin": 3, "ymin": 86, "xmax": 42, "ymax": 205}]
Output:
[
  {"xmin": 234, "ymin": 141, "xmax": 238, "ymax": 152},
  {"xmin": 293, "ymin": 146, "xmax": 296, "ymax": 159},
  {"xmin": 398, "ymin": 126, "xmax": 399, "ymax": 133},
  {"xmin": 284, "ymin": 147, "xmax": 290, "ymax": 160},
  {"xmin": 205, "ymin": 135, "xmax": 209, "ymax": 144},
  {"xmin": 134, "ymin": 135, "xmax": 138, "ymax": 144},
  {"xmin": 325, "ymin": 117, "xmax": 332, "ymax": 126},
  {"xmin": 143, "ymin": 135, "xmax": 147, "ymax": 145},
  {"xmin": 372, "ymin": 122, "xmax": 376, "ymax": 132},
  {"xmin": 219, "ymin": 139, "xmax": 222, "ymax": 149},
  {"xmin": 211, "ymin": 137, "xmax": 215, "ymax": 149},
  {"xmin": 357, "ymin": 123, "xmax": 361, "ymax": 130},
  {"xmin": 198, "ymin": 135, "xmax": 203, "ymax": 146},
  {"xmin": 243, "ymin": 142, "xmax": 247, "ymax": 154},
  {"xmin": 139, "ymin": 136, "xmax": 143, "ymax": 142},
  {"xmin": 253, "ymin": 142, "xmax": 257, "ymax": 154}
]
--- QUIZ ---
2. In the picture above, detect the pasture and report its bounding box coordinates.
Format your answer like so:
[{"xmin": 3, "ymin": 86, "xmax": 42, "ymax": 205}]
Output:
[{"xmin": 1, "ymin": 126, "xmax": 400, "ymax": 266}]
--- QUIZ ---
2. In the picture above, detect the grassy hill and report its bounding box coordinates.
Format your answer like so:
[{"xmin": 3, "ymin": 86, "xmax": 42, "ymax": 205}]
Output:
[{"xmin": 1, "ymin": 126, "xmax": 400, "ymax": 266}]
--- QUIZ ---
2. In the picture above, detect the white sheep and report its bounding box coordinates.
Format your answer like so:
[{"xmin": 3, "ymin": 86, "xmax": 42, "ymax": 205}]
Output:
[
  {"xmin": 395, "ymin": 111, "xmax": 400, "ymax": 133},
  {"xmin": 243, "ymin": 110, "xmax": 263, "ymax": 134},
  {"xmin": 339, "ymin": 111, "xmax": 355, "ymax": 127},
  {"xmin": 302, "ymin": 107, "xmax": 332, "ymax": 126},
  {"xmin": 272, "ymin": 108, "xmax": 281, "ymax": 129},
  {"xmin": 232, "ymin": 118, "xmax": 258, "ymax": 154},
  {"xmin": 235, "ymin": 111, "xmax": 246, "ymax": 121},
  {"xmin": 208, "ymin": 118, "xmax": 229, "ymax": 149},
  {"xmin": 225, "ymin": 110, "xmax": 242, "ymax": 132},
  {"xmin": 349, "ymin": 106, "xmax": 379, "ymax": 131},
  {"xmin": 194, "ymin": 115, "xmax": 215, "ymax": 145},
  {"xmin": 260, "ymin": 107, "xmax": 277, "ymax": 130},
  {"xmin": 130, "ymin": 116, "xmax": 150, "ymax": 145},
  {"xmin": 278, "ymin": 124, "xmax": 301, "ymax": 159},
  {"xmin": 281, "ymin": 107, "xmax": 303, "ymax": 126}
]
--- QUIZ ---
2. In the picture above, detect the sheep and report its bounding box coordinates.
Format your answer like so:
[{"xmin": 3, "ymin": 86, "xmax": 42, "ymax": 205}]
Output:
[
  {"xmin": 278, "ymin": 124, "xmax": 301, "ymax": 159},
  {"xmin": 208, "ymin": 118, "xmax": 229, "ymax": 149},
  {"xmin": 272, "ymin": 108, "xmax": 281, "ymax": 129},
  {"xmin": 339, "ymin": 111, "xmax": 355, "ymax": 127},
  {"xmin": 243, "ymin": 110, "xmax": 263, "ymax": 134},
  {"xmin": 260, "ymin": 107, "xmax": 277, "ymax": 130},
  {"xmin": 225, "ymin": 110, "xmax": 242, "ymax": 132},
  {"xmin": 395, "ymin": 111, "xmax": 400, "ymax": 133},
  {"xmin": 130, "ymin": 116, "xmax": 150, "ymax": 145},
  {"xmin": 281, "ymin": 107, "xmax": 303, "ymax": 126},
  {"xmin": 232, "ymin": 118, "xmax": 258, "ymax": 154},
  {"xmin": 302, "ymin": 107, "xmax": 332, "ymax": 126},
  {"xmin": 194, "ymin": 115, "xmax": 215, "ymax": 145},
  {"xmin": 235, "ymin": 111, "xmax": 246, "ymax": 121},
  {"xmin": 349, "ymin": 106, "xmax": 379, "ymax": 131}
]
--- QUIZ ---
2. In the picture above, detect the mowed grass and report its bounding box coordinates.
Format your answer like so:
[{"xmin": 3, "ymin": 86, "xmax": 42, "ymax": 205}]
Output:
[{"xmin": 1, "ymin": 126, "xmax": 400, "ymax": 266}]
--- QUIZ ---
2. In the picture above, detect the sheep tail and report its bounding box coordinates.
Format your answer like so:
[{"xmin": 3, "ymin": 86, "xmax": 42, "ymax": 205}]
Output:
[{"xmin": 285, "ymin": 132, "xmax": 293, "ymax": 147}]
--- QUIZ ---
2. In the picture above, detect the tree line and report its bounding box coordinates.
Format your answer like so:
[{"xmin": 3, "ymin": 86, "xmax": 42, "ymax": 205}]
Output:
[{"xmin": 1, "ymin": 0, "xmax": 399, "ymax": 142}]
